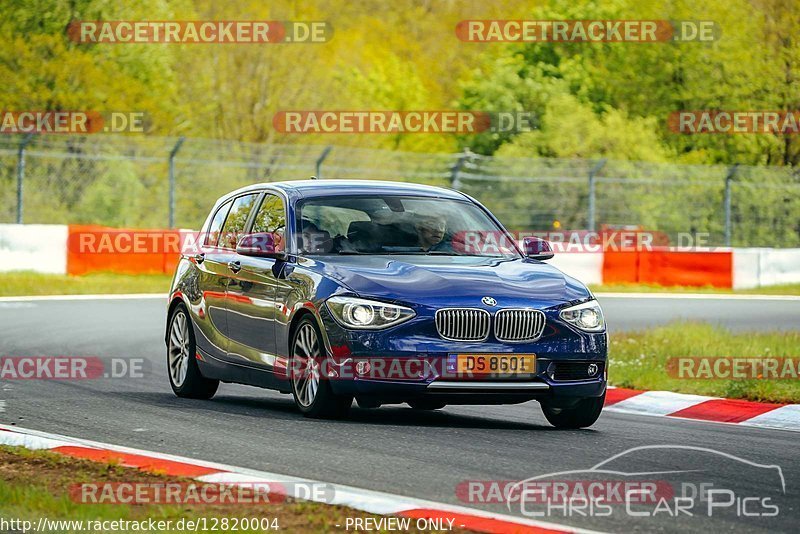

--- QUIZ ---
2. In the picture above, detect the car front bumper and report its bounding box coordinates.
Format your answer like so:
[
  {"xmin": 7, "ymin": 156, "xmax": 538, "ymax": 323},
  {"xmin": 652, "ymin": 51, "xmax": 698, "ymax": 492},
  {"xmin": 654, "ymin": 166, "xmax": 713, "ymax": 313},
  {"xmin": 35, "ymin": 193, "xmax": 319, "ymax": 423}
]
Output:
[{"xmin": 318, "ymin": 306, "xmax": 607, "ymax": 405}]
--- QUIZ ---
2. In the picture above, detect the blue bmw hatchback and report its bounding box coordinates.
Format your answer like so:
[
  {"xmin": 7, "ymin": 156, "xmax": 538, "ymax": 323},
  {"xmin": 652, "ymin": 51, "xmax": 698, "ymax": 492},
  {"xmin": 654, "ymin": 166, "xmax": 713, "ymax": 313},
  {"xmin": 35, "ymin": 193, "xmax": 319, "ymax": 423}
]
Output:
[{"xmin": 166, "ymin": 180, "xmax": 607, "ymax": 428}]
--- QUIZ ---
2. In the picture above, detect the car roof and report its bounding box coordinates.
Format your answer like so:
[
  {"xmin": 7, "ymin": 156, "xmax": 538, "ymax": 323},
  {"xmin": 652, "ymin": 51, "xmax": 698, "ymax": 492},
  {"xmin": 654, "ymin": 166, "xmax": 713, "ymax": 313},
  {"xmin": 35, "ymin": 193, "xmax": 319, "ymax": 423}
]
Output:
[{"xmin": 221, "ymin": 179, "xmax": 468, "ymax": 203}]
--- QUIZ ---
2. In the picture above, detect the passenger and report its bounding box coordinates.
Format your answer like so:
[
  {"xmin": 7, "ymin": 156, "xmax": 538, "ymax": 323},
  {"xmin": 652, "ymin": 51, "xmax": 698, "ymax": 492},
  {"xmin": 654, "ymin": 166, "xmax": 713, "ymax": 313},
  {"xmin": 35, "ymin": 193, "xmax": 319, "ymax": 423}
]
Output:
[{"xmin": 301, "ymin": 221, "xmax": 333, "ymax": 254}]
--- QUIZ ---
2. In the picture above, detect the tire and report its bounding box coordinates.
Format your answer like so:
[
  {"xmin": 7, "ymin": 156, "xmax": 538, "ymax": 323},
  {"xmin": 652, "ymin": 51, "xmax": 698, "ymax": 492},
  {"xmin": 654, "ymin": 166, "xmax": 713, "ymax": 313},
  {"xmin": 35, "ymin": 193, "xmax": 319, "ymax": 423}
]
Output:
[
  {"xmin": 407, "ymin": 400, "xmax": 446, "ymax": 411},
  {"xmin": 290, "ymin": 315, "xmax": 353, "ymax": 419},
  {"xmin": 167, "ymin": 304, "xmax": 219, "ymax": 399},
  {"xmin": 541, "ymin": 393, "xmax": 604, "ymax": 429}
]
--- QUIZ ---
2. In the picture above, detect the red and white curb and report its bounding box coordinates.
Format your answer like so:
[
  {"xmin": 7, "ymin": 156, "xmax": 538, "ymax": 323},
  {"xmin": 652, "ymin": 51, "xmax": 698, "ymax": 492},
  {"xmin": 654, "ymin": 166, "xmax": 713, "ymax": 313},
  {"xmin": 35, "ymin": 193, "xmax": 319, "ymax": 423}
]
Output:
[
  {"xmin": 0, "ymin": 424, "xmax": 601, "ymax": 534},
  {"xmin": 605, "ymin": 387, "xmax": 800, "ymax": 431}
]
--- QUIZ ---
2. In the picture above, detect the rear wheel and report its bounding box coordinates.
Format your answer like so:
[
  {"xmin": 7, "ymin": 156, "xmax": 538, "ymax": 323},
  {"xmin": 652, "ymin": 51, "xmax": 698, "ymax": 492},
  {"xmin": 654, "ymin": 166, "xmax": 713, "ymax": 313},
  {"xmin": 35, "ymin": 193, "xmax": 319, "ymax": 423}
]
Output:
[
  {"xmin": 167, "ymin": 304, "xmax": 219, "ymax": 399},
  {"xmin": 290, "ymin": 316, "xmax": 352, "ymax": 419},
  {"xmin": 541, "ymin": 394, "xmax": 604, "ymax": 429},
  {"xmin": 407, "ymin": 400, "xmax": 446, "ymax": 411}
]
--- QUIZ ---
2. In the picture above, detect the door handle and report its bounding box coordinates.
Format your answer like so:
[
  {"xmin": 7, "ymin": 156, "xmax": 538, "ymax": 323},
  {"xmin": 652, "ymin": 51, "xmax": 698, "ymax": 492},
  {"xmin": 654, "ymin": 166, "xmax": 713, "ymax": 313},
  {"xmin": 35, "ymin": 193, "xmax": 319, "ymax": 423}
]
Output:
[
  {"xmin": 193, "ymin": 253, "xmax": 205, "ymax": 264},
  {"xmin": 227, "ymin": 260, "xmax": 241, "ymax": 273}
]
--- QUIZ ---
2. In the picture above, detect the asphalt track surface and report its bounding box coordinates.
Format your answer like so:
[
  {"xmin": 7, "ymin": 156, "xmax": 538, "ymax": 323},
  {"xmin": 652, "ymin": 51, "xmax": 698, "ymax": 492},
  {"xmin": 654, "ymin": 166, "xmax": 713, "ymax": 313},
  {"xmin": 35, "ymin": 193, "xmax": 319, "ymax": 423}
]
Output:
[{"xmin": 1, "ymin": 295, "xmax": 799, "ymax": 533}]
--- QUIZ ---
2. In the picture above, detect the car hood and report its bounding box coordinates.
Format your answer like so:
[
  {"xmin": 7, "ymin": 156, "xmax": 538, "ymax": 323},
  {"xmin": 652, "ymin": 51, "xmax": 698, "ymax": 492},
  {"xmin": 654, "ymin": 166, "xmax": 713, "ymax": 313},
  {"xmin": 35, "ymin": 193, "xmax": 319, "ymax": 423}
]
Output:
[{"xmin": 304, "ymin": 255, "xmax": 591, "ymax": 308}]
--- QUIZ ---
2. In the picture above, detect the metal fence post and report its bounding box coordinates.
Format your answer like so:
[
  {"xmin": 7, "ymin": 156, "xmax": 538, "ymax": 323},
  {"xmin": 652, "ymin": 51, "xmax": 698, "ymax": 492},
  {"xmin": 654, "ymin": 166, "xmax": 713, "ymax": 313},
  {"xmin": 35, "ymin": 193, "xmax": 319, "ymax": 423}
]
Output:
[
  {"xmin": 724, "ymin": 163, "xmax": 739, "ymax": 247},
  {"xmin": 587, "ymin": 158, "xmax": 607, "ymax": 232},
  {"xmin": 451, "ymin": 148, "xmax": 472, "ymax": 190},
  {"xmin": 315, "ymin": 146, "xmax": 332, "ymax": 179},
  {"xmin": 168, "ymin": 137, "xmax": 185, "ymax": 229},
  {"xmin": 15, "ymin": 134, "xmax": 34, "ymax": 224}
]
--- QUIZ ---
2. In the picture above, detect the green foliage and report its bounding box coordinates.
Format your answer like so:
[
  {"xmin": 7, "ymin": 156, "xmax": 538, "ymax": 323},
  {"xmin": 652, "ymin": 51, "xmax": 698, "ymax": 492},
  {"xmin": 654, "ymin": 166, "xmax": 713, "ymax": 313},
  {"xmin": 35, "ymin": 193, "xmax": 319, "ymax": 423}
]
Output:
[
  {"xmin": 3, "ymin": 0, "xmax": 799, "ymax": 164},
  {"xmin": 75, "ymin": 160, "xmax": 146, "ymax": 227},
  {"xmin": 456, "ymin": 0, "xmax": 800, "ymax": 165}
]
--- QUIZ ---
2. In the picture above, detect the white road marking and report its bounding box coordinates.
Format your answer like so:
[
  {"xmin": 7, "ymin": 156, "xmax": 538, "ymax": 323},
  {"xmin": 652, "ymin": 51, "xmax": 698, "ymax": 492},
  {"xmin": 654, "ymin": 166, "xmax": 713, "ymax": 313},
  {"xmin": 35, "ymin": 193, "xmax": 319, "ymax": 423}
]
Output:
[
  {"xmin": 740, "ymin": 405, "xmax": 800, "ymax": 431},
  {"xmin": 595, "ymin": 292, "xmax": 800, "ymax": 301},
  {"xmin": 605, "ymin": 391, "xmax": 715, "ymax": 417},
  {"xmin": 0, "ymin": 400, "xmax": 5, "ymax": 414},
  {"xmin": 0, "ymin": 423, "xmax": 603, "ymax": 534}
]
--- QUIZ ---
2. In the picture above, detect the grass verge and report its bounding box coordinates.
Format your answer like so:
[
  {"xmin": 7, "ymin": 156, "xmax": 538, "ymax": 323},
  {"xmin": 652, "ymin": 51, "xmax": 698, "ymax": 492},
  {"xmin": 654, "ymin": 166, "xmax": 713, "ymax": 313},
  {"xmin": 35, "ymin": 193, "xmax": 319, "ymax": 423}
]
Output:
[
  {"xmin": 609, "ymin": 322, "xmax": 800, "ymax": 403},
  {"xmin": 0, "ymin": 272, "xmax": 172, "ymax": 296},
  {"xmin": 591, "ymin": 282, "xmax": 800, "ymax": 295},
  {"xmin": 0, "ymin": 445, "xmax": 470, "ymax": 533}
]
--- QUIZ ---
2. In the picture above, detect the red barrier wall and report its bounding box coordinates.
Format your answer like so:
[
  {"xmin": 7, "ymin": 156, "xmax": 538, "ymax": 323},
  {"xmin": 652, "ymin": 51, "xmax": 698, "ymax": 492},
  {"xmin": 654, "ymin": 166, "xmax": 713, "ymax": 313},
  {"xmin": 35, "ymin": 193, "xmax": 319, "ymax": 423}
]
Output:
[
  {"xmin": 66, "ymin": 225, "xmax": 181, "ymax": 276},
  {"xmin": 65, "ymin": 224, "xmax": 733, "ymax": 288},
  {"xmin": 603, "ymin": 249, "xmax": 733, "ymax": 288}
]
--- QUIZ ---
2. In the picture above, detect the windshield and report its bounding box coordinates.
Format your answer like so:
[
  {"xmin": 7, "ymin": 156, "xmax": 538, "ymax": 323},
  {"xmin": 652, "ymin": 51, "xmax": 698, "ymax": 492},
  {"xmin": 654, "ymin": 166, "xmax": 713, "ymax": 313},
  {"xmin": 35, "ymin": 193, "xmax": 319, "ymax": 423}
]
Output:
[{"xmin": 297, "ymin": 195, "xmax": 520, "ymax": 258}]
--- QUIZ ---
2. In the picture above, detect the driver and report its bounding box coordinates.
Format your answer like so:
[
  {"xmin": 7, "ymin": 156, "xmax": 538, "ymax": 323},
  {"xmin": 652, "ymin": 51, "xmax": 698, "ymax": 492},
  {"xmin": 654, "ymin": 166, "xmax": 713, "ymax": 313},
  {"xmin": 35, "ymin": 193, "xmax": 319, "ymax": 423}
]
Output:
[{"xmin": 414, "ymin": 214, "xmax": 448, "ymax": 252}]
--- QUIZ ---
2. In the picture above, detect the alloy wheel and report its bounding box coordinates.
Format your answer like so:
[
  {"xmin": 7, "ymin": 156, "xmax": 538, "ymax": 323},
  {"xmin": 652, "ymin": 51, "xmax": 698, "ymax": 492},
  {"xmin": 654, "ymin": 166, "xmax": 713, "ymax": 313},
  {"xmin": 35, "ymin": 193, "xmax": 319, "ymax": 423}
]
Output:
[
  {"xmin": 168, "ymin": 310, "xmax": 190, "ymax": 387},
  {"xmin": 292, "ymin": 323, "xmax": 321, "ymax": 407}
]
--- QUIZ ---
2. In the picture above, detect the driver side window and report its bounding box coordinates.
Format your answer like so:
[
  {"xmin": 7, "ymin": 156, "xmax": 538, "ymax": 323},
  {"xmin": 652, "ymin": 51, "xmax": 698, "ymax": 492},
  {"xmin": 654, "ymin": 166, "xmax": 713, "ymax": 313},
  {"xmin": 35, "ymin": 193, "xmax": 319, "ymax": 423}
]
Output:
[
  {"xmin": 251, "ymin": 194, "xmax": 286, "ymax": 251},
  {"xmin": 218, "ymin": 194, "xmax": 258, "ymax": 250}
]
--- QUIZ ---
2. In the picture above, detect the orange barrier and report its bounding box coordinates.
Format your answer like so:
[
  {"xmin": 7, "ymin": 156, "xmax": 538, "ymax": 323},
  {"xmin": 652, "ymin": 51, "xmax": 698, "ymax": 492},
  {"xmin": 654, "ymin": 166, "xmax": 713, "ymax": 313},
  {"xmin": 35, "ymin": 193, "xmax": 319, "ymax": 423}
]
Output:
[
  {"xmin": 64, "ymin": 224, "xmax": 733, "ymax": 288},
  {"xmin": 66, "ymin": 225, "xmax": 181, "ymax": 276},
  {"xmin": 603, "ymin": 249, "xmax": 733, "ymax": 288}
]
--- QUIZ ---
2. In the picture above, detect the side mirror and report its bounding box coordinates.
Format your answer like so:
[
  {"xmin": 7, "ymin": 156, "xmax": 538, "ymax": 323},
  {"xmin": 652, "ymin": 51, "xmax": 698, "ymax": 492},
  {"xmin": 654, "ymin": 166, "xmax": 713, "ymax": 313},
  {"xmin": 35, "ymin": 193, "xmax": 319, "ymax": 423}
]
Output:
[
  {"xmin": 522, "ymin": 236, "xmax": 554, "ymax": 260},
  {"xmin": 236, "ymin": 233, "xmax": 280, "ymax": 258}
]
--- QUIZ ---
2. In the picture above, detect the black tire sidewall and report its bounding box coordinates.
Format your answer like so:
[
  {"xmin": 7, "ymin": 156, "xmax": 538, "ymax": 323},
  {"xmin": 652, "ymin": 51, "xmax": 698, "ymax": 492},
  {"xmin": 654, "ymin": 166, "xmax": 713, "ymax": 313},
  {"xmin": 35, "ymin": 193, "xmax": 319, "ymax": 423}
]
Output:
[
  {"xmin": 541, "ymin": 394, "xmax": 604, "ymax": 429},
  {"xmin": 290, "ymin": 315, "xmax": 351, "ymax": 418},
  {"xmin": 167, "ymin": 303, "xmax": 218, "ymax": 399}
]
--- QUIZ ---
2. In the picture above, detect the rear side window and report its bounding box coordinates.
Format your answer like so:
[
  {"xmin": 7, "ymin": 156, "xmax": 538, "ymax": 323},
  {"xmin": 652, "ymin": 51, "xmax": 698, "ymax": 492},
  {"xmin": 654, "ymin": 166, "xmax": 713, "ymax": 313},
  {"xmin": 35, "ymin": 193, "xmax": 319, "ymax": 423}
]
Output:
[
  {"xmin": 218, "ymin": 194, "xmax": 259, "ymax": 249},
  {"xmin": 204, "ymin": 200, "xmax": 233, "ymax": 246}
]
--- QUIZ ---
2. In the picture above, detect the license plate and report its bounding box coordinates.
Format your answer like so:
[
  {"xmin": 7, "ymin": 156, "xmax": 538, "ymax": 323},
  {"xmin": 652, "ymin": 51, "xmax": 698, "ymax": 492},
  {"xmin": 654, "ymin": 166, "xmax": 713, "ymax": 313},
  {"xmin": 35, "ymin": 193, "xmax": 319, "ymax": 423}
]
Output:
[{"xmin": 455, "ymin": 354, "xmax": 536, "ymax": 375}]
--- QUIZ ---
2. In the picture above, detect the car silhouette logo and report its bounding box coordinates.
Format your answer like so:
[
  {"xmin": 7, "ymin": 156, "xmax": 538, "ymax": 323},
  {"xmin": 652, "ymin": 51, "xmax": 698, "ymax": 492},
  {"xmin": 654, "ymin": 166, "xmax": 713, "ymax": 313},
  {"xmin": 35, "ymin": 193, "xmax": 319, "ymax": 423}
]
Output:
[{"xmin": 481, "ymin": 296, "xmax": 497, "ymax": 307}]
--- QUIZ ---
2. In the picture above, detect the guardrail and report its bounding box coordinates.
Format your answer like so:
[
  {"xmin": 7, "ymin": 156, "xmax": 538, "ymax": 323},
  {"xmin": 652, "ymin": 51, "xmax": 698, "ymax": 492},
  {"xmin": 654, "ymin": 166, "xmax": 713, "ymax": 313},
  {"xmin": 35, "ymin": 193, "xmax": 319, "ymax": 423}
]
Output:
[{"xmin": 2, "ymin": 224, "xmax": 798, "ymax": 289}]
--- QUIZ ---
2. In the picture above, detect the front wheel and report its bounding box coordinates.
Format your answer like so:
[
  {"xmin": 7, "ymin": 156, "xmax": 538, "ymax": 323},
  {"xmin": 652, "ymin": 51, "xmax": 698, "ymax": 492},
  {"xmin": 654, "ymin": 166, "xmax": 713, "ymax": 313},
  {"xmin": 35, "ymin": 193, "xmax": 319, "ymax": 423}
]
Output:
[
  {"xmin": 540, "ymin": 394, "xmax": 604, "ymax": 429},
  {"xmin": 290, "ymin": 316, "xmax": 352, "ymax": 419},
  {"xmin": 167, "ymin": 304, "xmax": 219, "ymax": 399}
]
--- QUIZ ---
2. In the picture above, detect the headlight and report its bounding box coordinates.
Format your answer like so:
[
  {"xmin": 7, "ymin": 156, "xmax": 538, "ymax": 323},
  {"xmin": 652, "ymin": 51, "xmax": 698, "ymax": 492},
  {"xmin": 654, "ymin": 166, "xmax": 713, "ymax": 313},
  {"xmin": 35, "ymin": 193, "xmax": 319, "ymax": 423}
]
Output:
[
  {"xmin": 326, "ymin": 296, "xmax": 415, "ymax": 330},
  {"xmin": 559, "ymin": 300, "xmax": 605, "ymax": 332}
]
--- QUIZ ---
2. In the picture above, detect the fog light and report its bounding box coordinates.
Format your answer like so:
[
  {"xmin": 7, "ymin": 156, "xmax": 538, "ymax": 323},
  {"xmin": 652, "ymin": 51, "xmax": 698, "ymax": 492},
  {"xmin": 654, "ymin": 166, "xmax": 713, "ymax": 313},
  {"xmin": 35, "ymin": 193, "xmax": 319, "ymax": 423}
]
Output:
[
  {"xmin": 355, "ymin": 360, "xmax": 371, "ymax": 375},
  {"xmin": 587, "ymin": 363, "xmax": 599, "ymax": 376}
]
